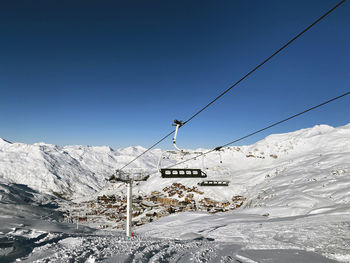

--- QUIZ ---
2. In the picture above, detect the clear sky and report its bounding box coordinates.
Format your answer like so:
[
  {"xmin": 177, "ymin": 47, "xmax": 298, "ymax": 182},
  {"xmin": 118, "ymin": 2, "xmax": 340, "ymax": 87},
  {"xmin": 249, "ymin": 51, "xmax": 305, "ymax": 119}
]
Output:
[{"xmin": 0, "ymin": 0, "xmax": 349, "ymax": 149}]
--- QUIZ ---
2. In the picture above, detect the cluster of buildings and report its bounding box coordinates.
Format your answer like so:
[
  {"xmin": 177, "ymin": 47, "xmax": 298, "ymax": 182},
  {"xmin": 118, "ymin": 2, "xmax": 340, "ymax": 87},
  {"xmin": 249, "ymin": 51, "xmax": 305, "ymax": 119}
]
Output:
[{"xmin": 63, "ymin": 183, "xmax": 246, "ymax": 230}]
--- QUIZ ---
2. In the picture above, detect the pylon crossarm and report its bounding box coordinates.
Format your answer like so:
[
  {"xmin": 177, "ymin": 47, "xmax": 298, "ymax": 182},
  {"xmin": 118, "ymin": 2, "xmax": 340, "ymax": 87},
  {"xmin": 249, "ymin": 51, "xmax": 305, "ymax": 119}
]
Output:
[{"xmin": 109, "ymin": 169, "xmax": 149, "ymax": 183}]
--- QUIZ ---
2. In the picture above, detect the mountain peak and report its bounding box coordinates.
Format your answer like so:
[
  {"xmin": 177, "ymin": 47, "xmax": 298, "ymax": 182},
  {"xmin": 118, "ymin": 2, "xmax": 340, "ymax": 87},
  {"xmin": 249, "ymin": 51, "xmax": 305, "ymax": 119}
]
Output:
[{"xmin": 0, "ymin": 138, "xmax": 12, "ymax": 144}]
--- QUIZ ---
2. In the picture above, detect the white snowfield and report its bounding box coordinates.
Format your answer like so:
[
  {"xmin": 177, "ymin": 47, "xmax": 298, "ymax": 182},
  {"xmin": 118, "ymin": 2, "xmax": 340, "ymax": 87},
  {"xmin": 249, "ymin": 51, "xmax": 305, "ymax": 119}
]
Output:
[{"xmin": 0, "ymin": 123, "xmax": 350, "ymax": 262}]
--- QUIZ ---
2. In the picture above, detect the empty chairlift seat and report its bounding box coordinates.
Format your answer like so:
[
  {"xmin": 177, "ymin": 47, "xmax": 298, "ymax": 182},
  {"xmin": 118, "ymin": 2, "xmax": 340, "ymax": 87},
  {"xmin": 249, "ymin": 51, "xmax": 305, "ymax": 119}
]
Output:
[
  {"xmin": 158, "ymin": 120, "xmax": 209, "ymax": 179},
  {"xmin": 198, "ymin": 180, "xmax": 229, "ymax": 186},
  {"xmin": 160, "ymin": 168, "xmax": 207, "ymax": 178}
]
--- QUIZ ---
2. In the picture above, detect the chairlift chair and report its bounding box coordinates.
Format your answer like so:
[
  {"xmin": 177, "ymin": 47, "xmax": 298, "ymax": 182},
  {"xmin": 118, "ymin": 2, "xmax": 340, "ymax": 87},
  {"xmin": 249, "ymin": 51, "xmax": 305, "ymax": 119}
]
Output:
[
  {"xmin": 198, "ymin": 180, "xmax": 230, "ymax": 187},
  {"xmin": 158, "ymin": 120, "xmax": 207, "ymax": 179}
]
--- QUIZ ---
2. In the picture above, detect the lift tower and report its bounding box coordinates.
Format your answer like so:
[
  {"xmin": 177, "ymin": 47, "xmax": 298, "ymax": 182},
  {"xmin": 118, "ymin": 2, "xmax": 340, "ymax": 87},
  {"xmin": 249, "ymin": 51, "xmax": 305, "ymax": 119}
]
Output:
[{"xmin": 109, "ymin": 169, "xmax": 149, "ymax": 237}]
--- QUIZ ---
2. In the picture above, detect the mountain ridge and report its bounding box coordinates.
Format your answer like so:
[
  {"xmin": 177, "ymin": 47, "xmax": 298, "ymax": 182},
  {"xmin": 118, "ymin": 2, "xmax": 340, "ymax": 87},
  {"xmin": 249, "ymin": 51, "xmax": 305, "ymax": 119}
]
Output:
[{"xmin": 0, "ymin": 123, "xmax": 349, "ymax": 210}]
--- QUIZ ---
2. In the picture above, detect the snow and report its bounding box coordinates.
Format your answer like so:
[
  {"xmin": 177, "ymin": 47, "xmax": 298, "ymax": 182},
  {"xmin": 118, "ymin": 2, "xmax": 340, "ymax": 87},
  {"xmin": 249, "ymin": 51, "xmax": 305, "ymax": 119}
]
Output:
[
  {"xmin": 0, "ymin": 123, "xmax": 350, "ymax": 262},
  {"xmin": 137, "ymin": 208, "xmax": 350, "ymax": 262}
]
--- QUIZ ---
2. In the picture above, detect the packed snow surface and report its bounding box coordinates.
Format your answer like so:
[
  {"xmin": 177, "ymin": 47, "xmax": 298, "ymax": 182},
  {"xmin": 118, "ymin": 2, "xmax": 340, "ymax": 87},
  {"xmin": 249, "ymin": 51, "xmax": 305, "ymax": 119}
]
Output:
[{"xmin": 0, "ymin": 123, "xmax": 350, "ymax": 262}]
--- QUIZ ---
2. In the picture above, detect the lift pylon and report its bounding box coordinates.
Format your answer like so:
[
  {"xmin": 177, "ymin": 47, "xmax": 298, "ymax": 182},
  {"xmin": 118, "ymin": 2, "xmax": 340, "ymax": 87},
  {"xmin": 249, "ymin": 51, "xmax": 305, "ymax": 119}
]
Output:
[{"xmin": 108, "ymin": 169, "xmax": 148, "ymax": 237}]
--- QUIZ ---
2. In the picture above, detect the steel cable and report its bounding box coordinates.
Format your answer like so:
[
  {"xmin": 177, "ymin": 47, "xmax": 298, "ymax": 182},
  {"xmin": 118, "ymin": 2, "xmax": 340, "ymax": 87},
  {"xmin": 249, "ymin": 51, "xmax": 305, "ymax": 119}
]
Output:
[
  {"xmin": 155, "ymin": 91, "xmax": 350, "ymax": 175},
  {"xmin": 118, "ymin": 0, "xmax": 345, "ymax": 171}
]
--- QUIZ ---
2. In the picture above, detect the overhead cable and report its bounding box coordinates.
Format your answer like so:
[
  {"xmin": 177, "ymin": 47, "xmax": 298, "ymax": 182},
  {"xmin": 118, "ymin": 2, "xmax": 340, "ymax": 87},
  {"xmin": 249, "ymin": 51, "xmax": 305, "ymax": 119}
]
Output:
[
  {"xmin": 163, "ymin": 91, "xmax": 350, "ymax": 171},
  {"xmin": 118, "ymin": 0, "xmax": 345, "ymax": 171},
  {"xmin": 182, "ymin": 0, "xmax": 345, "ymax": 125}
]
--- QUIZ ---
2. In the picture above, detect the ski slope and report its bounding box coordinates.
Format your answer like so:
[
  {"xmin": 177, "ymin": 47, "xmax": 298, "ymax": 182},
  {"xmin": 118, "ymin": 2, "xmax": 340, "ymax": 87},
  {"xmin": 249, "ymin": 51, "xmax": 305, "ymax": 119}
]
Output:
[{"xmin": 1, "ymin": 123, "xmax": 350, "ymax": 262}]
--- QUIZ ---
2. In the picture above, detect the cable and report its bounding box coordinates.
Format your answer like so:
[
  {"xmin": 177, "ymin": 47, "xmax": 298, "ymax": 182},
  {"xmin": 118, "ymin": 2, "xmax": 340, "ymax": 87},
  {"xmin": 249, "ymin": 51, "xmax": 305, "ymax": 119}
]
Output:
[
  {"xmin": 119, "ymin": 130, "xmax": 175, "ymax": 170},
  {"xmin": 118, "ymin": 0, "xmax": 345, "ymax": 171},
  {"xmin": 182, "ymin": 0, "xmax": 345, "ymax": 125},
  {"xmin": 159, "ymin": 91, "xmax": 350, "ymax": 173}
]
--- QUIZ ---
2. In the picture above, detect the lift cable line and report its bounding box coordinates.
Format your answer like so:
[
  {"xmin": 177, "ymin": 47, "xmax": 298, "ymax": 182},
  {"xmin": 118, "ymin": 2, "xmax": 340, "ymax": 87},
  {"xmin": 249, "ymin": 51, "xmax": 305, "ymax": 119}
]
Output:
[
  {"xmin": 148, "ymin": 90, "xmax": 350, "ymax": 176},
  {"xmin": 117, "ymin": 0, "xmax": 345, "ymax": 172},
  {"xmin": 119, "ymin": 130, "xmax": 175, "ymax": 171},
  {"xmin": 183, "ymin": 0, "xmax": 346, "ymax": 125}
]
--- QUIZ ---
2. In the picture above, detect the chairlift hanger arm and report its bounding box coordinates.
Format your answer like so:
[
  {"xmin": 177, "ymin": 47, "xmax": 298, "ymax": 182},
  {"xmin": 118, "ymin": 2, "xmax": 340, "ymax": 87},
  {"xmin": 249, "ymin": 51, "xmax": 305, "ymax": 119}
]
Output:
[
  {"xmin": 157, "ymin": 119, "xmax": 206, "ymax": 177},
  {"xmin": 172, "ymin": 121, "xmax": 183, "ymax": 152}
]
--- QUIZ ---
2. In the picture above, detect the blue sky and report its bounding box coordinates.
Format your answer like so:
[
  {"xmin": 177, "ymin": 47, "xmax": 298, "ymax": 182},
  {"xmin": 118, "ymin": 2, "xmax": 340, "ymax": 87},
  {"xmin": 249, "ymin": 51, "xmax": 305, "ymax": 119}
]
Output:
[{"xmin": 0, "ymin": 0, "xmax": 349, "ymax": 149}]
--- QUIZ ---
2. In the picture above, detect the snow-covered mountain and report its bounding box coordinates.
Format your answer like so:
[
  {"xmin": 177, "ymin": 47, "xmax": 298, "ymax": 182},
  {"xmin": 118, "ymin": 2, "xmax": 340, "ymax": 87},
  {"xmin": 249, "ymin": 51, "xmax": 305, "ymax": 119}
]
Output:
[
  {"xmin": 1, "ymin": 123, "xmax": 350, "ymax": 262},
  {"xmin": 0, "ymin": 139, "xmax": 159, "ymax": 199},
  {"xmin": 1, "ymin": 123, "xmax": 350, "ymax": 216}
]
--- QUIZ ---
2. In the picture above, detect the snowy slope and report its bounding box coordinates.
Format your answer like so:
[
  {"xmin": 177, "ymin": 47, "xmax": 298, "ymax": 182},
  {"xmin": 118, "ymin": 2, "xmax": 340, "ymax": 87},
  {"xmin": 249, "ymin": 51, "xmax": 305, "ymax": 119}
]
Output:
[
  {"xmin": 137, "ymin": 208, "xmax": 350, "ymax": 262},
  {"xmin": 1, "ymin": 182, "xmax": 349, "ymax": 262},
  {"xmin": 104, "ymin": 123, "xmax": 350, "ymax": 218},
  {"xmin": 1, "ymin": 124, "xmax": 350, "ymax": 212},
  {"xmin": 1, "ymin": 124, "xmax": 350, "ymax": 262},
  {"xmin": 0, "ymin": 139, "xmax": 159, "ymax": 199}
]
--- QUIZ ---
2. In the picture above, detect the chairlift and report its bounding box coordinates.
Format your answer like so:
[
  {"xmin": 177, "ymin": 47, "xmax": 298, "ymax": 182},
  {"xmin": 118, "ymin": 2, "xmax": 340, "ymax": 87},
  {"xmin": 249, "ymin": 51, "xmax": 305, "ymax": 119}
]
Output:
[
  {"xmin": 158, "ymin": 120, "xmax": 207, "ymax": 179},
  {"xmin": 198, "ymin": 180, "xmax": 230, "ymax": 187}
]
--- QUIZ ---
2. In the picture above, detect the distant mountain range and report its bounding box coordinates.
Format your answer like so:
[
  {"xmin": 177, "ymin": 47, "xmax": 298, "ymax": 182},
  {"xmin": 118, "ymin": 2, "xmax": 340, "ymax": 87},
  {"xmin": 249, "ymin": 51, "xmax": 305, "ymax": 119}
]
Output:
[{"xmin": 1, "ymin": 123, "xmax": 349, "ymax": 218}]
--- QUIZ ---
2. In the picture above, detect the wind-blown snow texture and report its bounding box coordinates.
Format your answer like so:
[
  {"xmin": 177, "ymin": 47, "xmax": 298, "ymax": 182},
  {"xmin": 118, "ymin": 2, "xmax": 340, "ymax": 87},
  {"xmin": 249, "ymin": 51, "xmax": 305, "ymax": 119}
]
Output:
[{"xmin": 1, "ymin": 124, "xmax": 350, "ymax": 262}]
